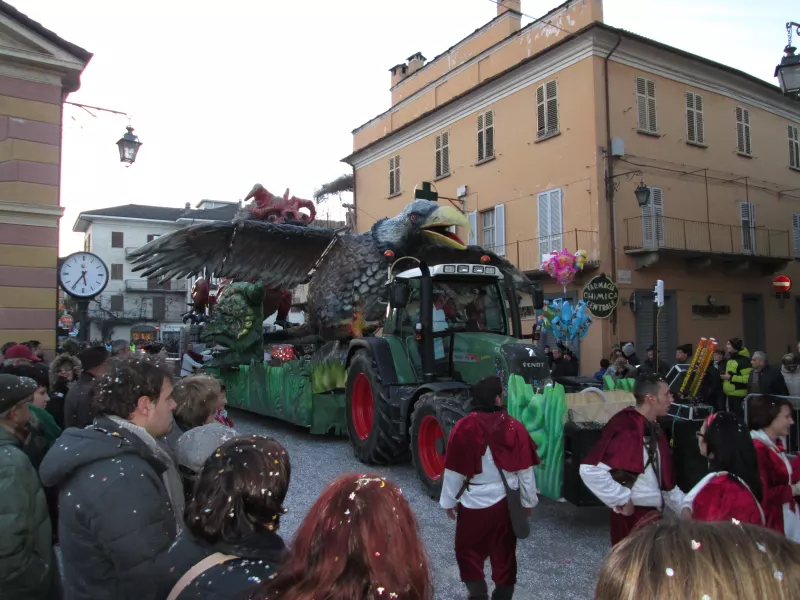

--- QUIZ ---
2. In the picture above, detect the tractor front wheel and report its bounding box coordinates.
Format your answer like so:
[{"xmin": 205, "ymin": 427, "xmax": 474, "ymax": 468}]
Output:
[
  {"xmin": 345, "ymin": 350, "xmax": 409, "ymax": 464},
  {"xmin": 410, "ymin": 392, "xmax": 471, "ymax": 499}
]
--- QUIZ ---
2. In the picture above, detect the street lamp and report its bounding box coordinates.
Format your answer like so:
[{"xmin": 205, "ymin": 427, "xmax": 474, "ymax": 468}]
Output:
[
  {"xmin": 117, "ymin": 125, "xmax": 142, "ymax": 166},
  {"xmin": 775, "ymin": 22, "xmax": 800, "ymax": 96},
  {"xmin": 634, "ymin": 182, "xmax": 651, "ymax": 207}
]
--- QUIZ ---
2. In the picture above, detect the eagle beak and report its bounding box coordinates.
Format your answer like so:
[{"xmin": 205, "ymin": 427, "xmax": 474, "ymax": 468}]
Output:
[{"xmin": 420, "ymin": 204, "xmax": 469, "ymax": 249}]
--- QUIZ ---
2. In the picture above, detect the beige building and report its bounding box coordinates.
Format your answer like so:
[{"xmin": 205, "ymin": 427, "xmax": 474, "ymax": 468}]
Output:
[{"xmin": 343, "ymin": 0, "xmax": 800, "ymax": 375}]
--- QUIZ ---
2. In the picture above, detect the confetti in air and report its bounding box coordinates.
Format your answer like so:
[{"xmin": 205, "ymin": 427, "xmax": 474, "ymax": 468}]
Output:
[
  {"xmin": 665, "ymin": 568, "xmax": 674, "ymax": 577},
  {"xmin": 690, "ymin": 540, "xmax": 701, "ymax": 550}
]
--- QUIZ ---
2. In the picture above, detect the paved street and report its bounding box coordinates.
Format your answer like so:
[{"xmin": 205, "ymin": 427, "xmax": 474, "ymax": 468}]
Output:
[{"xmin": 231, "ymin": 408, "xmax": 611, "ymax": 599}]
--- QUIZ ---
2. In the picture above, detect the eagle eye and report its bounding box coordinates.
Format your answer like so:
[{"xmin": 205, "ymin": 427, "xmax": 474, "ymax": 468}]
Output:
[{"xmin": 409, "ymin": 213, "xmax": 418, "ymax": 222}]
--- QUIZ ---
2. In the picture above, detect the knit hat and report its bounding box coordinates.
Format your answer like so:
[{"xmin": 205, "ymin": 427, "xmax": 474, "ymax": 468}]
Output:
[
  {"xmin": 78, "ymin": 346, "xmax": 109, "ymax": 372},
  {"xmin": 3, "ymin": 344, "xmax": 40, "ymax": 362},
  {"xmin": 677, "ymin": 344, "xmax": 693, "ymax": 356},
  {"xmin": 728, "ymin": 338, "xmax": 743, "ymax": 352},
  {"xmin": 622, "ymin": 342, "xmax": 635, "ymax": 357},
  {"xmin": 0, "ymin": 374, "xmax": 37, "ymax": 413}
]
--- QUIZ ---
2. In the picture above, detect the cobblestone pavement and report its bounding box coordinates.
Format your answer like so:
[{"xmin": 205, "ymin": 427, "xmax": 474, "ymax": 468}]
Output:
[{"xmin": 232, "ymin": 408, "xmax": 611, "ymax": 600}]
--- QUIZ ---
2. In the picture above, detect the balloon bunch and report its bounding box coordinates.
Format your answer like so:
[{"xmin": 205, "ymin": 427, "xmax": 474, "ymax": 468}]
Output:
[
  {"xmin": 539, "ymin": 298, "xmax": 593, "ymax": 344},
  {"xmin": 542, "ymin": 248, "xmax": 588, "ymax": 288}
]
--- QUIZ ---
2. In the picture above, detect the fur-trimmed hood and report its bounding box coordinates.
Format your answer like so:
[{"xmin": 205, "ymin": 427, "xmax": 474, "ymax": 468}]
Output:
[{"xmin": 49, "ymin": 353, "xmax": 81, "ymax": 388}]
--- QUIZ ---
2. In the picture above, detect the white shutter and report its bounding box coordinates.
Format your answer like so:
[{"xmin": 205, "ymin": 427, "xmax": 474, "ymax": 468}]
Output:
[
  {"xmin": 793, "ymin": 213, "xmax": 800, "ymax": 257},
  {"xmin": 485, "ymin": 110, "xmax": 495, "ymax": 158},
  {"xmin": 636, "ymin": 77, "xmax": 657, "ymax": 133},
  {"xmin": 467, "ymin": 210, "xmax": 478, "ymax": 246},
  {"xmin": 686, "ymin": 92, "xmax": 704, "ymax": 144},
  {"xmin": 789, "ymin": 125, "xmax": 800, "ymax": 169},
  {"xmin": 736, "ymin": 107, "xmax": 751, "ymax": 155},
  {"xmin": 740, "ymin": 202, "xmax": 756, "ymax": 254},
  {"xmin": 536, "ymin": 81, "xmax": 559, "ymax": 139},
  {"xmin": 642, "ymin": 187, "xmax": 664, "ymax": 248},
  {"xmin": 549, "ymin": 189, "xmax": 563, "ymax": 253},
  {"xmin": 477, "ymin": 113, "xmax": 485, "ymax": 161},
  {"xmin": 537, "ymin": 191, "xmax": 550, "ymax": 263},
  {"xmin": 494, "ymin": 204, "xmax": 506, "ymax": 256}
]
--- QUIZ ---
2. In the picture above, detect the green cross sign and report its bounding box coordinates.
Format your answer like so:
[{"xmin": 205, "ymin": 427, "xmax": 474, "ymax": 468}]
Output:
[{"xmin": 415, "ymin": 182, "xmax": 438, "ymax": 202}]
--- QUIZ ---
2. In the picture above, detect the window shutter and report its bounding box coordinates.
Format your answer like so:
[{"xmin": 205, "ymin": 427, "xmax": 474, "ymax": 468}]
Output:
[
  {"xmin": 394, "ymin": 156, "xmax": 400, "ymax": 194},
  {"xmin": 494, "ymin": 204, "xmax": 506, "ymax": 256},
  {"xmin": 536, "ymin": 85, "xmax": 546, "ymax": 137},
  {"xmin": 740, "ymin": 202, "xmax": 756, "ymax": 253},
  {"xmin": 789, "ymin": 125, "xmax": 800, "ymax": 169},
  {"xmin": 468, "ymin": 210, "xmax": 478, "ymax": 246},
  {"xmin": 442, "ymin": 132, "xmax": 450, "ymax": 175},
  {"xmin": 636, "ymin": 77, "xmax": 657, "ymax": 133},
  {"xmin": 546, "ymin": 80, "xmax": 558, "ymax": 135},
  {"xmin": 642, "ymin": 187, "xmax": 664, "ymax": 247},
  {"xmin": 537, "ymin": 191, "xmax": 550, "ymax": 263},
  {"xmin": 646, "ymin": 79, "xmax": 657, "ymax": 132},
  {"xmin": 549, "ymin": 189, "xmax": 563, "ymax": 253},
  {"xmin": 686, "ymin": 92, "xmax": 704, "ymax": 144},
  {"xmin": 736, "ymin": 107, "xmax": 751, "ymax": 155},
  {"xmin": 793, "ymin": 213, "xmax": 800, "ymax": 257},
  {"xmin": 435, "ymin": 135, "xmax": 442, "ymax": 178},
  {"xmin": 485, "ymin": 110, "xmax": 494, "ymax": 158},
  {"xmin": 388, "ymin": 157, "xmax": 396, "ymax": 195},
  {"xmin": 477, "ymin": 113, "xmax": 485, "ymax": 161}
]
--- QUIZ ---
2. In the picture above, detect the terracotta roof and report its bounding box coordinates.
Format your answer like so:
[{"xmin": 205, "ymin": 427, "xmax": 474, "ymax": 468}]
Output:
[{"xmin": 0, "ymin": 0, "xmax": 92, "ymax": 61}]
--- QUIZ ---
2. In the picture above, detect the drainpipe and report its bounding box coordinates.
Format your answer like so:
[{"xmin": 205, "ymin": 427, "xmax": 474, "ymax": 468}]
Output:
[
  {"xmin": 604, "ymin": 33, "xmax": 622, "ymax": 335},
  {"xmin": 351, "ymin": 164, "xmax": 358, "ymax": 232}
]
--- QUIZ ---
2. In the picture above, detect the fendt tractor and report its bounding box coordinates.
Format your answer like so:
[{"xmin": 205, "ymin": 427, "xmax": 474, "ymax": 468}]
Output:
[{"xmin": 343, "ymin": 257, "xmax": 548, "ymax": 498}]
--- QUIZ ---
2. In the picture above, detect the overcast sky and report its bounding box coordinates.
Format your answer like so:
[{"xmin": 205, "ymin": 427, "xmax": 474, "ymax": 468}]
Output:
[{"xmin": 10, "ymin": 0, "xmax": 793, "ymax": 255}]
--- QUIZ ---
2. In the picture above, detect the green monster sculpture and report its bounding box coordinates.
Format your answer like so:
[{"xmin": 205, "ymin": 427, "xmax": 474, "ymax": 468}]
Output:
[{"xmin": 202, "ymin": 282, "xmax": 265, "ymax": 367}]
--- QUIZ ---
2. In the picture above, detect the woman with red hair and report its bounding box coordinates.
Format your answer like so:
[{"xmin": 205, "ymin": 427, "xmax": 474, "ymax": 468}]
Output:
[{"xmin": 254, "ymin": 473, "xmax": 432, "ymax": 600}]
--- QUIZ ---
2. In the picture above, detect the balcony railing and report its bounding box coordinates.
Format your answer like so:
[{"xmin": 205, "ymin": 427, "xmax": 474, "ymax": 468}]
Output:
[
  {"xmin": 125, "ymin": 279, "xmax": 188, "ymax": 293},
  {"xmin": 623, "ymin": 216, "xmax": 793, "ymax": 259},
  {"xmin": 483, "ymin": 230, "xmax": 600, "ymax": 273},
  {"xmin": 88, "ymin": 307, "xmax": 185, "ymax": 323}
]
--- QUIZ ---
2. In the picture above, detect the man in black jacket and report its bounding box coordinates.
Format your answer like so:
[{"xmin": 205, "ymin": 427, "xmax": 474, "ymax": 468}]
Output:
[
  {"xmin": 748, "ymin": 351, "xmax": 789, "ymax": 397},
  {"xmin": 40, "ymin": 357, "xmax": 179, "ymax": 600},
  {"xmin": 64, "ymin": 346, "xmax": 109, "ymax": 429}
]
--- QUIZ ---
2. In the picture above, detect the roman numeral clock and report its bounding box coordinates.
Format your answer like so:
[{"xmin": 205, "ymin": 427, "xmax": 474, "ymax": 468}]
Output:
[{"xmin": 58, "ymin": 252, "xmax": 110, "ymax": 341}]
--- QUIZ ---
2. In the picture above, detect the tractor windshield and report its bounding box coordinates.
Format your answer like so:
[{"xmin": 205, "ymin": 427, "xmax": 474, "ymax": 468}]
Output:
[{"xmin": 402, "ymin": 278, "xmax": 507, "ymax": 335}]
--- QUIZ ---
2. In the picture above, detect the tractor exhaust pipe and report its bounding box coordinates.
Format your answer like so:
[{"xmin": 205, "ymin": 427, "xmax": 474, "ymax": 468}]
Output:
[{"xmin": 419, "ymin": 262, "xmax": 435, "ymax": 383}]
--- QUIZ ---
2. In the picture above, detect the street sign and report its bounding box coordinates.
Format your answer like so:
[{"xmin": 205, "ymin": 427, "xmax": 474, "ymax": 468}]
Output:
[
  {"xmin": 60, "ymin": 314, "xmax": 74, "ymax": 328},
  {"xmin": 773, "ymin": 275, "xmax": 792, "ymax": 295}
]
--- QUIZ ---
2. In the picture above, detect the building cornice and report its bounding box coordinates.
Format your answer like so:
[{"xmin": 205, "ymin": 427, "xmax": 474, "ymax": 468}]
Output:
[
  {"xmin": 73, "ymin": 214, "xmax": 181, "ymax": 233},
  {"xmin": 346, "ymin": 26, "xmax": 800, "ymax": 171},
  {"xmin": 0, "ymin": 200, "xmax": 62, "ymax": 227}
]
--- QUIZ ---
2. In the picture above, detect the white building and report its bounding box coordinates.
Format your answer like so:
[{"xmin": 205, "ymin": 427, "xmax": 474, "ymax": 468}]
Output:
[{"xmin": 73, "ymin": 200, "xmax": 240, "ymax": 344}]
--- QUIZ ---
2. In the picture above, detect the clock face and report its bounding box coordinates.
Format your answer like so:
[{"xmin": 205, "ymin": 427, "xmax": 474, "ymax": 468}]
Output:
[{"xmin": 59, "ymin": 252, "xmax": 109, "ymax": 299}]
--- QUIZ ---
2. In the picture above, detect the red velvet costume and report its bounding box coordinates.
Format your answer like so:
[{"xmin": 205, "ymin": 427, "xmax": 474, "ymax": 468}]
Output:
[
  {"xmin": 581, "ymin": 407, "xmax": 679, "ymax": 545},
  {"xmin": 684, "ymin": 472, "xmax": 764, "ymax": 526},
  {"xmin": 443, "ymin": 411, "xmax": 539, "ymax": 587},
  {"xmin": 752, "ymin": 432, "xmax": 800, "ymax": 540}
]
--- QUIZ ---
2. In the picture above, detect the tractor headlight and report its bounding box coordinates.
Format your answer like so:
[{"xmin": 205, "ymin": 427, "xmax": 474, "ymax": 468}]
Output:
[
  {"xmin": 457, "ymin": 265, "xmax": 470, "ymax": 273},
  {"xmin": 485, "ymin": 266, "xmax": 496, "ymax": 274},
  {"xmin": 443, "ymin": 265, "xmax": 456, "ymax": 273}
]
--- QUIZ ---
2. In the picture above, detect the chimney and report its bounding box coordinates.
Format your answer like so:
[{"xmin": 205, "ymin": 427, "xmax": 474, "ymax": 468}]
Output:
[
  {"xmin": 497, "ymin": 0, "xmax": 521, "ymax": 16},
  {"xmin": 389, "ymin": 63, "xmax": 408, "ymax": 88},
  {"xmin": 184, "ymin": 202, "xmax": 191, "ymax": 210},
  {"xmin": 406, "ymin": 52, "xmax": 427, "ymax": 76}
]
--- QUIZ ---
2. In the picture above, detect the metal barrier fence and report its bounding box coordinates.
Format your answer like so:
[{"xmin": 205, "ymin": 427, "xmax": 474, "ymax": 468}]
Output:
[{"xmin": 743, "ymin": 394, "xmax": 800, "ymax": 454}]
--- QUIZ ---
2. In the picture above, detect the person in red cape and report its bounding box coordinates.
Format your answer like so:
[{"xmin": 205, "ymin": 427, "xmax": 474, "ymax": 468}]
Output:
[
  {"xmin": 579, "ymin": 374, "xmax": 685, "ymax": 546},
  {"xmin": 681, "ymin": 412, "xmax": 765, "ymax": 526},
  {"xmin": 440, "ymin": 376, "xmax": 539, "ymax": 600},
  {"xmin": 748, "ymin": 395, "xmax": 800, "ymax": 541}
]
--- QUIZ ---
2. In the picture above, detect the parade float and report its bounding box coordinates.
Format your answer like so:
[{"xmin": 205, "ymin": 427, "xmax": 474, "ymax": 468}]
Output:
[{"xmin": 129, "ymin": 180, "xmax": 647, "ymax": 503}]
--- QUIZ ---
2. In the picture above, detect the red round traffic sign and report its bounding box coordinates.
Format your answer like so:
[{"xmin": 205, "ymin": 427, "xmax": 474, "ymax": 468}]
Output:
[{"xmin": 773, "ymin": 275, "xmax": 792, "ymax": 294}]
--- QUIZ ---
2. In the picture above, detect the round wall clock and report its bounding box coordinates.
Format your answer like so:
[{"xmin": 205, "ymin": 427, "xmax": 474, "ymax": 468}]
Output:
[{"xmin": 58, "ymin": 252, "xmax": 109, "ymax": 299}]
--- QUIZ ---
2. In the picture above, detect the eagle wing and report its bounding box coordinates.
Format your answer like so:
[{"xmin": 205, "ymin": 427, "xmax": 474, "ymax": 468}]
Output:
[
  {"xmin": 128, "ymin": 220, "xmax": 337, "ymax": 289},
  {"xmin": 413, "ymin": 244, "xmax": 532, "ymax": 283}
]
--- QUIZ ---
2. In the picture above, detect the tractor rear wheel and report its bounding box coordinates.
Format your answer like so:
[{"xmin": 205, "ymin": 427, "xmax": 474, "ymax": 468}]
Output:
[
  {"xmin": 410, "ymin": 392, "xmax": 471, "ymax": 499},
  {"xmin": 345, "ymin": 350, "xmax": 409, "ymax": 464}
]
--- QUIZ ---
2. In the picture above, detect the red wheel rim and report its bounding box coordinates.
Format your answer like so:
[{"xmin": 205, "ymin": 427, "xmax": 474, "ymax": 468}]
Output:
[
  {"xmin": 352, "ymin": 373, "xmax": 374, "ymax": 440},
  {"xmin": 418, "ymin": 414, "xmax": 445, "ymax": 480}
]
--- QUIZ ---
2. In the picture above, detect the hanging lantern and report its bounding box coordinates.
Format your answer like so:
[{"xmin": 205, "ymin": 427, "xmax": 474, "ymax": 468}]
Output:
[{"xmin": 117, "ymin": 125, "xmax": 142, "ymax": 165}]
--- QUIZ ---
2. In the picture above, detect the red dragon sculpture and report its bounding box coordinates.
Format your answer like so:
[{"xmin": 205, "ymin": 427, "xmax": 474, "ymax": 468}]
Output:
[{"xmin": 244, "ymin": 184, "xmax": 316, "ymax": 225}]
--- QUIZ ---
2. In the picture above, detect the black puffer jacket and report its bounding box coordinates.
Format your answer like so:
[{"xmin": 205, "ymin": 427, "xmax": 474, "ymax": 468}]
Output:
[
  {"xmin": 165, "ymin": 529, "xmax": 285, "ymax": 600},
  {"xmin": 39, "ymin": 416, "xmax": 178, "ymax": 600},
  {"xmin": 63, "ymin": 372, "xmax": 97, "ymax": 429}
]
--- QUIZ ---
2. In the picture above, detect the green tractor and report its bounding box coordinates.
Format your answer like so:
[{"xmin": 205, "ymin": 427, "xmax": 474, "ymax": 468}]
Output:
[{"xmin": 343, "ymin": 256, "xmax": 547, "ymax": 498}]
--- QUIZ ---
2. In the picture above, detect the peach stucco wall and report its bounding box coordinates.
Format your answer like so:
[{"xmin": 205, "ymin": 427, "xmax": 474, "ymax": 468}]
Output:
[{"xmin": 353, "ymin": 0, "xmax": 604, "ymax": 152}]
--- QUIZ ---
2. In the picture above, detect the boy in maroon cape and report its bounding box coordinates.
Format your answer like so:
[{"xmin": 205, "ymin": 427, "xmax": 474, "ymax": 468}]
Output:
[
  {"xmin": 440, "ymin": 376, "xmax": 540, "ymax": 600},
  {"xmin": 580, "ymin": 374, "xmax": 685, "ymax": 546}
]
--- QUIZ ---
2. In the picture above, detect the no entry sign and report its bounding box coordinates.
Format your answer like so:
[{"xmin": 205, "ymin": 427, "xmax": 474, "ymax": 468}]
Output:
[{"xmin": 773, "ymin": 275, "xmax": 792, "ymax": 295}]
